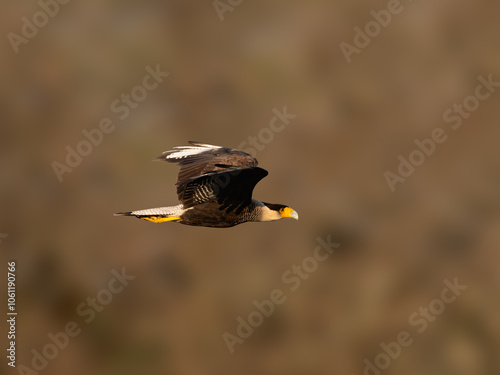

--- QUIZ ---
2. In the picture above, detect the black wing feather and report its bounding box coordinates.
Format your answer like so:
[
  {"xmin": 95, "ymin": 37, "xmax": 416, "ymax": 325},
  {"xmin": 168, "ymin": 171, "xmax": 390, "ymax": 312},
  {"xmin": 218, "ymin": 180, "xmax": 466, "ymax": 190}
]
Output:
[
  {"xmin": 156, "ymin": 142, "xmax": 258, "ymax": 200},
  {"xmin": 180, "ymin": 166, "xmax": 268, "ymax": 214}
]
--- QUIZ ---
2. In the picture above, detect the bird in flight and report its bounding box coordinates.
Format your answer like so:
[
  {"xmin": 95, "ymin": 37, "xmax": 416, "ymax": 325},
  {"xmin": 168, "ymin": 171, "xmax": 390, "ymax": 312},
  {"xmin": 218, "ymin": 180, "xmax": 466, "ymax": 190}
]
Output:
[{"xmin": 115, "ymin": 142, "xmax": 299, "ymax": 228}]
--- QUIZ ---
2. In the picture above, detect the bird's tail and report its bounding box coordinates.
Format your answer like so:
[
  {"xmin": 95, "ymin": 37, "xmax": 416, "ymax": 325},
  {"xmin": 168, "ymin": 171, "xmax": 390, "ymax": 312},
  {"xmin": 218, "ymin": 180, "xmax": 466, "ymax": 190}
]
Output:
[{"xmin": 114, "ymin": 206, "xmax": 183, "ymax": 223}]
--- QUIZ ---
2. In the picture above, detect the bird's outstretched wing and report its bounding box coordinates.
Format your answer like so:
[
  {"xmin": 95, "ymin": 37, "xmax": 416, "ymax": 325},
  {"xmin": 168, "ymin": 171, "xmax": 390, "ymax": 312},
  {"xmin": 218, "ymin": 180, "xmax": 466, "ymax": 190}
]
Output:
[
  {"xmin": 180, "ymin": 166, "xmax": 268, "ymax": 214},
  {"xmin": 156, "ymin": 142, "xmax": 258, "ymax": 200}
]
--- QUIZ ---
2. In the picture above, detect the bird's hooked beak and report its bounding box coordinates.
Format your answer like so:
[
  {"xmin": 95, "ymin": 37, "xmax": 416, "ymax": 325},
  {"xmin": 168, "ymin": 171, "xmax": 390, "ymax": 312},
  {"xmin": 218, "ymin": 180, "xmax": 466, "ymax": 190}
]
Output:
[{"xmin": 280, "ymin": 207, "xmax": 299, "ymax": 220}]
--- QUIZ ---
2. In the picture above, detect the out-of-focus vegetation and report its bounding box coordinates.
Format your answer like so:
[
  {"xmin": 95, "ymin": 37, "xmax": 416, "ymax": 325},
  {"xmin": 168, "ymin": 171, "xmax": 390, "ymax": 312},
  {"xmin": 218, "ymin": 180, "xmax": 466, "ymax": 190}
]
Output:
[{"xmin": 1, "ymin": 1, "xmax": 500, "ymax": 374}]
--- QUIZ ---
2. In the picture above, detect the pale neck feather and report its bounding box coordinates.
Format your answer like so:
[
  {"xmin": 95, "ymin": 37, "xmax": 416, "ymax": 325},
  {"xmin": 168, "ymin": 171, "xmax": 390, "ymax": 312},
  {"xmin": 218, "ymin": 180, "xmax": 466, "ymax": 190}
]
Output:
[{"xmin": 259, "ymin": 205, "xmax": 282, "ymax": 222}]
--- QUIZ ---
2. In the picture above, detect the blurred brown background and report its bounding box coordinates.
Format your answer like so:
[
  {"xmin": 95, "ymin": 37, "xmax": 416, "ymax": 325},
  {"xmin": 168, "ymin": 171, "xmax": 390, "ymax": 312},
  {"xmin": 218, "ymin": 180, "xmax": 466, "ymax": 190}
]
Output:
[{"xmin": 1, "ymin": 0, "xmax": 500, "ymax": 374}]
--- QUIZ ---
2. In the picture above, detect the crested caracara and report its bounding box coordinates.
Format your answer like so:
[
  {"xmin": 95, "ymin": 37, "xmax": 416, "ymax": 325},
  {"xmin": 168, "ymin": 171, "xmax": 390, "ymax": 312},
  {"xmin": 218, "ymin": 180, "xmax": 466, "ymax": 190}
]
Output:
[{"xmin": 114, "ymin": 142, "xmax": 298, "ymax": 228}]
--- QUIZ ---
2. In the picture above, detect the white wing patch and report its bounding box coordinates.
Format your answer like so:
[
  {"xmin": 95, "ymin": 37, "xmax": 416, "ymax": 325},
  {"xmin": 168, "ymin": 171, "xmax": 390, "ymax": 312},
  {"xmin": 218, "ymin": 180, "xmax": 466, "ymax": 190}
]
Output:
[
  {"xmin": 165, "ymin": 148, "xmax": 207, "ymax": 160},
  {"xmin": 164, "ymin": 143, "xmax": 222, "ymax": 160}
]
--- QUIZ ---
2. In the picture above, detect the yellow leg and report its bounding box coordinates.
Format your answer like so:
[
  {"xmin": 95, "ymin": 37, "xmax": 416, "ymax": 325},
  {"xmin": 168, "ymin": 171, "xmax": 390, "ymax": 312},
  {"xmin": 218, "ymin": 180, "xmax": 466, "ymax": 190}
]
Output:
[{"xmin": 140, "ymin": 216, "xmax": 181, "ymax": 223}]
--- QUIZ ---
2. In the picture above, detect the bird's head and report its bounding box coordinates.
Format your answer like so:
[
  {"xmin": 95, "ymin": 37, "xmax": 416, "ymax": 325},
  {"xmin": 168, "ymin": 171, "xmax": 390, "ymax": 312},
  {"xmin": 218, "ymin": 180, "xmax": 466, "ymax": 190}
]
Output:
[{"xmin": 261, "ymin": 203, "xmax": 299, "ymax": 221}]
